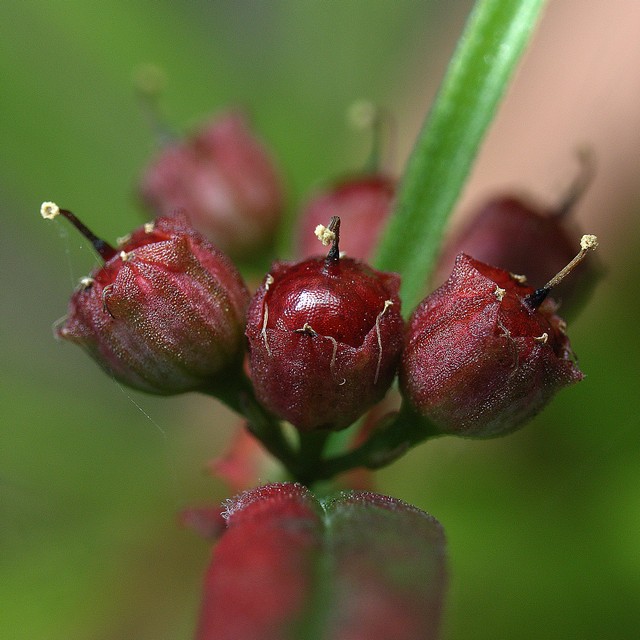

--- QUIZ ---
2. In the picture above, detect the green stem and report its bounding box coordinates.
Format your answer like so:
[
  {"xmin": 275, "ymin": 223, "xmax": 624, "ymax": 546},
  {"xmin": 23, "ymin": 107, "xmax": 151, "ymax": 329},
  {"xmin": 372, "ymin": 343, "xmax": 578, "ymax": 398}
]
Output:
[
  {"xmin": 296, "ymin": 430, "xmax": 331, "ymax": 485},
  {"xmin": 210, "ymin": 367, "xmax": 439, "ymax": 483},
  {"xmin": 362, "ymin": 107, "xmax": 386, "ymax": 174},
  {"xmin": 316, "ymin": 403, "xmax": 440, "ymax": 480},
  {"xmin": 204, "ymin": 368, "xmax": 300, "ymax": 478},
  {"xmin": 375, "ymin": 0, "xmax": 547, "ymax": 313}
]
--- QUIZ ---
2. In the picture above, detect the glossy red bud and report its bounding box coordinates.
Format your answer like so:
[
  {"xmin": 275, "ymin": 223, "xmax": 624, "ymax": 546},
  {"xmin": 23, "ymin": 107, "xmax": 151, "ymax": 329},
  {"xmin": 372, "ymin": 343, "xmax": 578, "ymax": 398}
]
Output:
[
  {"xmin": 246, "ymin": 218, "xmax": 403, "ymax": 432},
  {"xmin": 296, "ymin": 175, "xmax": 395, "ymax": 260},
  {"xmin": 401, "ymin": 239, "xmax": 597, "ymax": 437},
  {"xmin": 44, "ymin": 204, "xmax": 249, "ymax": 395},
  {"xmin": 138, "ymin": 111, "xmax": 285, "ymax": 258}
]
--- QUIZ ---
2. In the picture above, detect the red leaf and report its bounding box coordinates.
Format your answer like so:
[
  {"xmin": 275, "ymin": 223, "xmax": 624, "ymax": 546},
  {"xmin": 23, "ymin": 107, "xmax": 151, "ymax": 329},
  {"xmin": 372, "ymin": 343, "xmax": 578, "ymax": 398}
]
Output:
[
  {"xmin": 208, "ymin": 424, "xmax": 273, "ymax": 493},
  {"xmin": 197, "ymin": 483, "xmax": 446, "ymax": 640}
]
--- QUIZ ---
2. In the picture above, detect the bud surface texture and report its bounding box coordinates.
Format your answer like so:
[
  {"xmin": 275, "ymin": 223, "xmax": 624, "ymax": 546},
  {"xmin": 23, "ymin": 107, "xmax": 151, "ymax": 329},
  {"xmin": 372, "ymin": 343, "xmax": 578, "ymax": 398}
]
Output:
[{"xmin": 401, "ymin": 254, "xmax": 583, "ymax": 437}]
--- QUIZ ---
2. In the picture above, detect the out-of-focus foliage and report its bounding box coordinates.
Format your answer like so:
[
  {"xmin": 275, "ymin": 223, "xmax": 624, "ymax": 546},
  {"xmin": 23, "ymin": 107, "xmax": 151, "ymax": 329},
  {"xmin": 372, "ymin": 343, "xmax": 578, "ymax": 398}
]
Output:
[
  {"xmin": 197, "ymin": 484, "xmax": 446, "ymax": 640},
  {"xmin": 2, "ymin": 1, "xmax": 639, "ymax": 639}
]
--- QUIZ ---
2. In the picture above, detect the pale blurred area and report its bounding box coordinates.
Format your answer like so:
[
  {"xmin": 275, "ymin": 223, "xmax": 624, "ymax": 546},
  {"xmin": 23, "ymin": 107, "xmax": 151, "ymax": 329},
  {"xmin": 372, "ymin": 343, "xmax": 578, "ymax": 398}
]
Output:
[{"xmin": 401, "ymin": 0, "xmax": 640, "ymax": 255}]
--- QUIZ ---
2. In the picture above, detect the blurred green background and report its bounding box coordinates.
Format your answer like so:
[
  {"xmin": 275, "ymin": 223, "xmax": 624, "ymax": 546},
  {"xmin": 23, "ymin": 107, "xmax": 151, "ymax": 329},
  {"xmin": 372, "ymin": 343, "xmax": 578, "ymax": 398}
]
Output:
[{"xmin": 2, "ymin": 1, "xmax": 639, "ymax": 638}]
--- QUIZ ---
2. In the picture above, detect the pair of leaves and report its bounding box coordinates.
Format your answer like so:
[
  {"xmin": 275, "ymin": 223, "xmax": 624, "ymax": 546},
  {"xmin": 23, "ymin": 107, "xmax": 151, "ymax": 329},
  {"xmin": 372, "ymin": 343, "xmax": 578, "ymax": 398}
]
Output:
[{"xmin": 197, "ymin": 483, "xmax": 446, "ymax": 640}]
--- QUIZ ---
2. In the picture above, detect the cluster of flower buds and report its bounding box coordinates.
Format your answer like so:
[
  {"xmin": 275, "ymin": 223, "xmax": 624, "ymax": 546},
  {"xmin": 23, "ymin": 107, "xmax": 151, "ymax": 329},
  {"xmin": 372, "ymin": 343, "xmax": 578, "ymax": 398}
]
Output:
[
  {"xmin": 40, "ymin": 77, "xmax": 603, "ymax": 640},
  {"xmin": 44, "ymin": 102, "xmax": 600, "ymax": 457}
]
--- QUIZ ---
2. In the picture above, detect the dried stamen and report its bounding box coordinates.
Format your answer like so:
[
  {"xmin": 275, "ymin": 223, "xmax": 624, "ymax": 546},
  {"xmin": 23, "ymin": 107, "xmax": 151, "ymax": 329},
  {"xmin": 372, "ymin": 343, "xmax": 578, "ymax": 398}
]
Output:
[
  {"xmin": 525, "ymin": 234, "xmax": 598, "ymax": 309},
  {"xmin": 314, "ymin": 224, "xmax": 335, "ymax": 246},
  {"xmin": 40, "ymin": 201, "xmax": 117, "ymax": 262},
  {"xmin": 323, "ymin": 334, "xmax": 344, "ymax": 384},
  {"xmin": 101, "ymin": 284, "xmax": 116, "ymax": 317},
  {"xmin": 116, "ymin": 233, "xmax": 132, "ymax": 247},
  {"xmin": 78, "ymin": 277, "xmax": 94, "ymax": 290},
  {"xmin": 261, "ymin": 302, "xmax": 271, "ymax": 356},
  {"xmin": 294, "ymin": 323, "xmax": 318, "ymax": 337}
]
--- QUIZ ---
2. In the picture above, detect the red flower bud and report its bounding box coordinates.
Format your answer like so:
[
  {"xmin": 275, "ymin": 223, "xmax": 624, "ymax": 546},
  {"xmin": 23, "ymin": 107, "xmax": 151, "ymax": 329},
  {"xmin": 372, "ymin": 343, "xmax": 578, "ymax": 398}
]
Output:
[
  {"xmin": 401, "ymin": 235, "xmax": 598, "ymax": 437},
  {"xmin": 246, "ymin": 217, "xmax": 404, "ymax": 432},
  {"xmin": 42, "ymin": 203, "xmax": 249, "ymax": 395},
  {"xmin": 434, "ymin": 159, "xmax": 597, "ymax": 308},
  {"xmin": 138, "ymin": 112, "xmax": 285, "ymax": 258},
  {"xmin": 296, "ymin": 174, "xmax": 395, "ymax": 260},
  {"xmin": 435, "ymin": 196, "xmax": 592, "ymax": 299}
]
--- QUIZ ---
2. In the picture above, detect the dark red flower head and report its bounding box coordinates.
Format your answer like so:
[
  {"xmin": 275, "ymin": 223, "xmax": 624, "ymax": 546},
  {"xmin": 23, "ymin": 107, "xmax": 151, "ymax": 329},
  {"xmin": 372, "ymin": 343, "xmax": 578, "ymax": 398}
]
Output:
[
  {"xmin": 138, "ymin": 111, "xmax": 285, "ymax": 258},
  {"xmin": 401, "ymin": 235, "xmax": 598, "ymax": 437},
  {"xmin": 42, "ymin": 202, "xmax": 249, "ymax": 395},
  {"xmin": 246, "ymin": 217, "xmax": 404, "ymax": 432}
]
